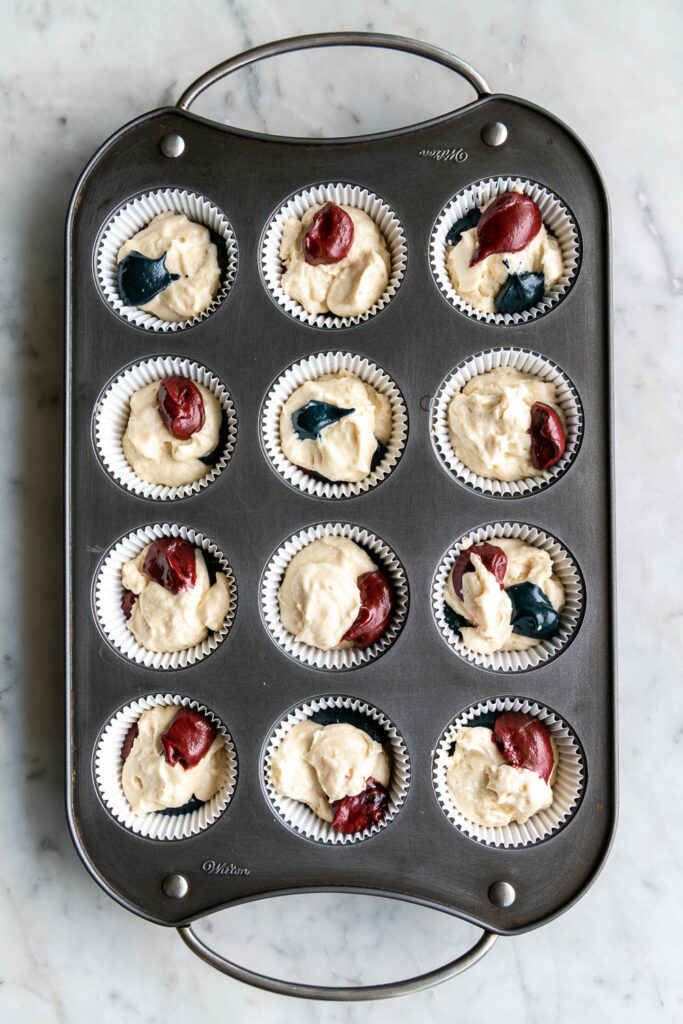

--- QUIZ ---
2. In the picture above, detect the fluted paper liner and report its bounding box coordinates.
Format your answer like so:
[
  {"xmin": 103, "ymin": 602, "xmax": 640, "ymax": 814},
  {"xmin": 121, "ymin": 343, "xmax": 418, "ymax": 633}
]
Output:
[
  {"xmin": 264, "ymin": 695, "xmax": 409, "ymax": 845},
  {"xmin": 432, "ymin": 522, "xmax": 583, "ymax": 672},
  {"xmin": 261, "ymin": 522, "xmax": 408, "ymax": 670},
  {"xmin": 261, "ymin": 351, "xmax": 407, "ymax": 499},
  {"xmin": 261, "ymin": 182, "xmax": 407, "ymax": 328},
  {"xmin": 95, "ymin": 693, "xmax": 237, "ymax": 841},
  {"xmin": 94, "ymin": 523, "xmax": 237, "ymax": 670},
  {"xmin": 432, "ymin": 347, "xmax": 583, "ymax": 497},
  {"xmin": 96, "ymin": 188, "xmax": 238, "ymax": 331},
  {"xmin": 433, "ymin": 695, "xmax": 585, "ymax": 847},
  {"xmin": 430, "ymin": 177, "xmax": 580, "ymax": 325},
  {"xmin": 94, "ymin": 355, "xmax": 237, "ymax": 501}
]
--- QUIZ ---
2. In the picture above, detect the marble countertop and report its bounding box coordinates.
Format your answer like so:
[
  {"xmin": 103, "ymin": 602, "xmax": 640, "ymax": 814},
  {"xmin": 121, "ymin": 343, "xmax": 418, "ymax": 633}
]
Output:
[{"xmin": 2, "ymin": 1, "xmax": 681, "ymax": 1021}]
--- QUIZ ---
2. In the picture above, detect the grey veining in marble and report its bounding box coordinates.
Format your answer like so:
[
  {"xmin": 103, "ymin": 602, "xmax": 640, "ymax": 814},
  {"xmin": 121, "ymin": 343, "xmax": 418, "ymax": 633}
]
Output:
[{"xmin": 1, "ymin": 0, "xmax": 682, "ymax": 1021}]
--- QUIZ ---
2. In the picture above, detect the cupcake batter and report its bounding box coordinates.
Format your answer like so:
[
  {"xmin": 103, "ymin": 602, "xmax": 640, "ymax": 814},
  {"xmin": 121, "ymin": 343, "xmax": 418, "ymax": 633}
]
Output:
[
  {"xmin": 446, "ymin": 191, "xmax": 563, "ymax": 315},
  {"xmin": 280, "ymin": 203, "xmax": 390, "ymax": 317},
  {"xmin": 122, "ymin": 542, "xmax": 230, "ymax": 653},
  {"xmin": 117, "ymin": 211, "xmax": 221, "ymax": 321},
  {"xmin": 271, "ymin": 720, "xmax": 389, "ymax": 823},
  {"xmin": 280, "ymin": 372, "xmax": 392, "ymax": 483},
  {"xmin": 444, "ymin": 537, "xmax": 564, "ymax": 655},
  {"xmin": 122, "ymin": 379, "xmax": 222, "ymax": 487},
  {"xmin": 278, "ymin": 536, "xmax": 377, "ymax": 651},
  {"xmin": 447, "ymin": 366, "xmax": 565, "ymax": 480},
  {"xmin": 445, "ymin": 725, "xmax": 555, "ymax": 827},
  {"xmin": 122, "ymin": 705, "xmax": 226, "ymax": 814}
]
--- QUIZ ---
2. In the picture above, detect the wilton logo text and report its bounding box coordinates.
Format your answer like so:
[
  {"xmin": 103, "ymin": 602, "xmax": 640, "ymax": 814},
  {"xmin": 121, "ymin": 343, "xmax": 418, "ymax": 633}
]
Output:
[
  {"xmin": 202, "ymin": 860, "xmax": 251, "ymax": 876},
  {"xmin": 418, "ymin": 147, "xmax": 468, "ymax": 163}
]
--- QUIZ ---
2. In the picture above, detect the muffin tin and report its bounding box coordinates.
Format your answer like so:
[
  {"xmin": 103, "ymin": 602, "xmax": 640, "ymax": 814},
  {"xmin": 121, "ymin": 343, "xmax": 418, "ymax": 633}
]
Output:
[{"xmin": 65, "ymin": 33, "xmax": 616, "ymax": 998}]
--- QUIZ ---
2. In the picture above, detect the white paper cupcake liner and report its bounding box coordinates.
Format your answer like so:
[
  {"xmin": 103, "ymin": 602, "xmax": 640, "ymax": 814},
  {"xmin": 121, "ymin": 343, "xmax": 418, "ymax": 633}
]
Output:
[
  {"xmin": 430, "ymin": 177, "xmax": 580, "ymax": 325},
  {"xmin": 94, "ymin": 523, "xmax": 237, "ymax": 670},
  {"xmin": 95, "ymin": 693, "xmax": 237, "ymax": 841},
  {"xmin": 432, "ymin": 522, "xmax": 584, "ymax": 672},
  {"xmin": 433, "ymin": 695, "xmax": 585, "ymax": 848},
  {"xmin": 263, "ymin": 695, "xmax": 409, "ymax": 845},
  {"xmin": 94, "ymin": 355, "xmax": 238, "ymax": 501},
  {"xmin": 431, "ymin": 347, "xmax": 583, "ymax": 497},
  {"xmin": 261, "ymin": 522, "xmax": 408, "ymax": 670},
  {"xmin": 260, "ymin": 182, "xmax": 407, "ymax": 329},
  {"xmin": 96, "ymin": 188, "xmax": 238, "ymax": 332},
  {"xmin": 261, "ymin": 351, "xmax": 408, "ymax": 499}
]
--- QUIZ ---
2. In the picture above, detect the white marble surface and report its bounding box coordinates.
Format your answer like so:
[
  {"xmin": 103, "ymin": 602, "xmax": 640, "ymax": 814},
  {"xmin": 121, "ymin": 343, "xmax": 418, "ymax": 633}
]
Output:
[{"xmin": 1, "ymin": 0, "xmax": 681, "ymax": 1020}]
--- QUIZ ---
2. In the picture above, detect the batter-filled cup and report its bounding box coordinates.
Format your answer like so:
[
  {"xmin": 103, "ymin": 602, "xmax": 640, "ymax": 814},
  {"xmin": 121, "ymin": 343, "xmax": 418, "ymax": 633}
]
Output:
[
  {"xmin": 432, "ymin": 521, "xmax": 584, "ymax": 672},
  {"xmin": 96, "ymin": 187, "xmax": 238, "ymax": 331},
  {"xmin": 261, "ymin": 350, "xmax": 407, "ymax": 499},
  {"xmin": 433, "ymin": 695, "xmax": 585, "ymax": 847},
  {"xmin": 94, "ymin": 355, "xmax": 237, "ymax": 501},
  {"xmin": 94, "ymin": 523, "xmax": 237, "ymax": 670},
  {"xmin": 261, "ymin": 522, "xmax": 408, "ymax": 670},
  {"xmin": 263, "ymin": 694, "xmax": 409, "ymax": 844},
  {"xmin": 95, "ymin": 692, "xmax": 237, "ymax": 841},
  {"xmin": 260, "ymin": 182, "xmax": 407, "ymax": 328},
  {"xmin": 430, "ymin": 177, "xmax": 580, "ymax": 325},
  {"xmin": 431, "ymin": 347, "xmax": 583, "ymax": 497}
]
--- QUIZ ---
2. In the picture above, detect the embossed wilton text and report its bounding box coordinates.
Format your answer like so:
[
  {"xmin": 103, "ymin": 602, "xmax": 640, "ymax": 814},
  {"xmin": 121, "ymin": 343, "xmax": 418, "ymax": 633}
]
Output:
[
  {"xmin": 418, "ymin": 147, "xmax": 468, "ymax": 163},
  {"xmin": 202, "ymin": 860, "xmax": 251, "ymax": 876}
]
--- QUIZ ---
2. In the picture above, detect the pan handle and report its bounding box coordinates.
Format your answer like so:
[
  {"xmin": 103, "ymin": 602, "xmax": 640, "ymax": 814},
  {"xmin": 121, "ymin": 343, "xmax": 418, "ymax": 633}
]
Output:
[
  {"xmin": 177, "ymin": 918, "xmax": 497, "ymax": 1000},
  {"xmin": 176, "ymin": 31, "xmax": 490, "ymax": 118}
]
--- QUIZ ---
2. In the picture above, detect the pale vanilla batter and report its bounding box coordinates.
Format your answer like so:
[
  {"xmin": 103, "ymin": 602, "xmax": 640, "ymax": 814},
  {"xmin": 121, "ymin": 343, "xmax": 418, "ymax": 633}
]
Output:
[
  {"xmin": 445, "ymin": 725, "xmax": 555, "ymax": 827},
  {"xmin": 122, "ymin": 543, "xmax": 230, "ymax": 653},
  {"xmin": 122, "ymin": 705, "xmax": 226, "ymax": 815},
  {"xmin": 122, "ymin": 379, "xmax": 222, "ymax": 487},
  {"xmin": 447, "ymin": 366, "xmax": 565, "ymax": 481},
  {"xmin": 278, "ymin": 535, "xmax": 376, "ymax": 651},
  {"xmin": 446, "ymin": 192, "xmax": 563, "ymax": 315},
  {"xmin": 117, "ymin": 211, "xmax": 221, "ymax": 321},
  {"xmin": 270, "ymin": 720, "xmax": 389, "ymax": 822},
  {"xmin": 280, "ymin": 204, "xmax": 390, "ymax": 317},
  {"xmin": 280, "ymin": 372, "xmax": 391, "ymax": 483},
  {"xmin": 444, "ymin": 537, "xmax": 564, "ymax": 655}
]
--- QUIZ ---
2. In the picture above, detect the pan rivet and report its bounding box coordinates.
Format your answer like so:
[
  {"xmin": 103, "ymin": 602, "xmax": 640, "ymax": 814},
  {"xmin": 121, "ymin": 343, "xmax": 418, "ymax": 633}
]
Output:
[
  {"xmin": 481, "ymin": 121, "xmax": 508, "ymax": 147},
  {"xmin": 488, "ymin": 881, "xmax": 515, "ymax": 907},
  {"xmin": 163, "ymin": 873, "xmax": 189, "ymax": 899},
  {"xmin": 160, "ymin": 133, "xmax": 186, "ymax": 158}
]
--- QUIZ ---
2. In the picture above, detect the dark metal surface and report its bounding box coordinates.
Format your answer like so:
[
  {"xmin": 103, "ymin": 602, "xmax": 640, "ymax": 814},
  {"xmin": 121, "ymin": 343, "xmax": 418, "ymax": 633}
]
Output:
[{"xmin": 65, "ymin": 90, "xmax": 615, "ymax": 942}]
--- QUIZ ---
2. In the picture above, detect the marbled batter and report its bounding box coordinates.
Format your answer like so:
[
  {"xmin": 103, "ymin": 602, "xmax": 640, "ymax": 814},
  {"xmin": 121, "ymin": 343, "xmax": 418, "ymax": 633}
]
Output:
[
  {"xmin": 445, "ymin": 725, "xmax": 555, "ymax": 827},
  {"xmin": 278, "ymin": 535, "xmax": 377, "ymax": 651},
  {"xmin": 122, "ymin": 543, "xmax": 230, "ymax": 653},
  {"xmin": 280, "ymin": 204, "xmax": 390, "ymax": 317},
  {"xmin": 117, "ymin": 211, "xmax": 221, "ymax": 321},
  {"xmin": 446, "ymin": 192, "xmax": 563, "ymax": 314},
  {"xmin": 444, "ymin": 537, "xmax": 564, "ymax": 655},
  {"xmin": 122, "ymin": 705, "xmax": 226, "ymax": 815},
  {"xmin": 447, "ymin": 366, "xmax": 565, "ymax": 480},
  {"xmin": 271, "ymin": 720, "xmax": 389, "ymax": 822},
  {"xmin": 280, "ymin": 372, "xmax": 391, "ymax": 482},
  {"xmin": 122, "ymin": 379, "xmax": 222, "ymax": 487}
]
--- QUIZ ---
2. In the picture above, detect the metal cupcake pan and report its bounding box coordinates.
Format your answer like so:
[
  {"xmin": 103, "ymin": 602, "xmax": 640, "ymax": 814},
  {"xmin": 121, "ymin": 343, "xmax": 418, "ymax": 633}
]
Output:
[{"xmin": 66, "ymin": 33, "xmax": 615, "ymax": 998}]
